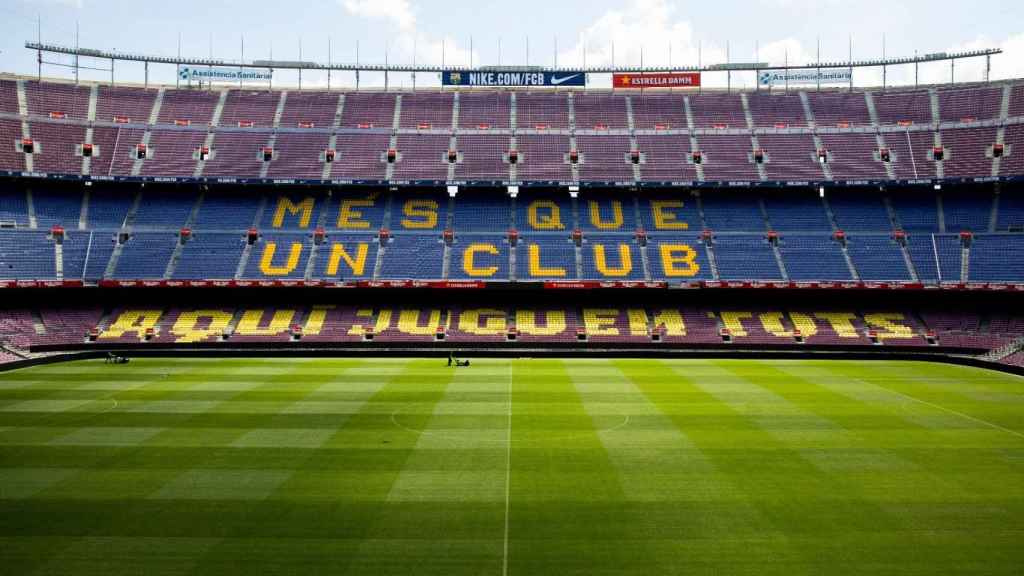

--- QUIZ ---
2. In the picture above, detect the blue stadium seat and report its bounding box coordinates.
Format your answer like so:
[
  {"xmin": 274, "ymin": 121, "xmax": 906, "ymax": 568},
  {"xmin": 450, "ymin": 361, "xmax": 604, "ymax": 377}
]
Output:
[
  {"xmin": 378, "ymin": 235, "xmax": 444, "ymax": 279},
  {"xmin": 777, "ymin": 235, "xmax": 852, "ymax": 281},
  {"xmin": 452, "ymin": 194, "xmax": 512, "ymax": 231},
  {"xmin": 0, "ymin": 231, "xmax": 54, "ymax": 279},
  {"xmin": 33, "ymin": 189, "xmax": 82, "ymax": 229},
  {"xmin": 172, "ymin": 233, "xmax": 245, "ymax": 279},
  {"xmin": 763, "ymin": 194, "xmax": 834, "ymax": 232},
  {"xmin": 712, "ymin": 235, "xmax": 783, "ymax": 280},
  {"xmin": 828, "ymin": 191, "xmax": 893, "ymax": 231},
  {"xmin": 86, "ymin": 189, "xmax": 133, "ymax": 229},
  {"xmin": 845, "ymin": 236, "xmax": 912, "ymax": 281},
  {"xmin": 891, "ymin": 192, "xmax": 940, "ymax": 232},
  {"xmin": 112, "ymin": 233, "xmax": 178, "ymax": 279},
  {"xmin": 943, "ymin": 190, "xmax": 993, "ymax": 232},
  {"xmin": 905, "ymin": 234, "xmax": 961, "ymax": 283},
  {"xmin": 968, "ymin": 234, "xmax": 1024, "ymax": 282},
  {"xmin": 0, "ymin": 188, "xmax": 29, "ymax": 227},
  {"xmin": 700, "ymin": 192, "xmax": 764, "ymax": 232},
  {"xmin": 192, "ymin": 193, "xmax": 261, "ymax": 230},
  {"xmin": 62, "ymin": 230, "xmax": 115, "ymax": 280},
  {"xmin": 132, "ymin": 191, "xmax": 199, "ymax": 229}
]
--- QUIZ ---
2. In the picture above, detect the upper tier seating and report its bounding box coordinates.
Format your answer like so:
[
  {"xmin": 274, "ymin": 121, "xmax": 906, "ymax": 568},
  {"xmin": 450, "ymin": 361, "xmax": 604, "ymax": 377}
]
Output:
[{"xmin": 2, "ymin": 80, "xmax": 1021, "ymax": 185}]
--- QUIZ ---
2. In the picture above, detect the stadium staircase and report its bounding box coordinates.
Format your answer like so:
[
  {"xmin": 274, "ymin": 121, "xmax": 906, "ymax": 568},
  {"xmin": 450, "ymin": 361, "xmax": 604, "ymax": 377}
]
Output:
[
  {"xmin": 626, "ymin": 97, "xmax": 642, "ymax": 183},
  {"xmin": 81, "ymin": 85, "xmax": 98, "ymax": 176},
  {"xmin": 54, "ymin": 232, "xmax": 63, "ymax": 280},
  {"xmin": 304, "ymin": 196, "xmax": 333, "ymax": 281},
  {"xmin": 78, "ymin": 188, "xmax": 89, "ymax": 230},
  {"xmin": 981, "ymin": 335, "xmax": 1024, "ymax": 362},
  {"xmin": 257, "ymin": 91, "xmax": 289, "ymax": 179},
  {"xmin": 683, "ymin": 97, "xmax": 704, "ymax": 181},
  {"xmin": 132, "ymin": 88, "xmax": 164, "ymax": 177},
  {"xmin": 26, "ymin": 188, "xmax": 37, "ymax": 229},
  {"xmin": 801, "ymin": 92, "xmax": 834, "ymax": 181},
  {"xmin": 961, "ymin": 239, "xmax": 971, "ymax": 283},
  {"xmin": 104, "ymin": 191, "xmax": 142, "ymax": 278},
  {"xmin": 867, "ymin": 90, "xmax": 898, "ymax": 179},
  {"xmin": 989, "ymin": 191, "xmax": 1000, "ymax": 232},
  {"xmin": 193, "ymin": 90, "xmax": 229, "ymax": 178},
  {"xmin": 567, "ymin": 94, "xmax": 580, "ymax": 182},
  {"xmin": 233, "ymin": 196, "xmax": 265, "ymax": 279},
  {"xmin": 16, "ymin": 80, "xmax": 33, "ymax": 173},
  {"xmin": 759, "ymin": 199, "xmax": 790, "ymax": 280},
  {"xmin": 937, "ymin": 195, "xmax": 946, "ymax": 233},
  {"xmin": 993, "ymin": 84, "xmax": 1012, "ymax": 177},
  {"xmin": 741, "ymin": 94, "xmax": 768, "ymax": 182},
  {"xmin": 163, "ymin": 192, "xmax": 205, "ymax": 279},
  {"xmin": 322, "ymin": 93, "xmax": 345, "ymax": 180},
  {"xmin": 694, "ymin": 194, "xmax": 721, "ymax": 280}
]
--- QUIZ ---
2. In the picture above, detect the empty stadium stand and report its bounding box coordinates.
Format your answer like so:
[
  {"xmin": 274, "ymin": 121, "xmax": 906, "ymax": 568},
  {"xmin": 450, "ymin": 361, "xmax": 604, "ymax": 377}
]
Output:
[{"xmin": 0, "ymin": 79, "xmax": 1022, "ymax": 186}]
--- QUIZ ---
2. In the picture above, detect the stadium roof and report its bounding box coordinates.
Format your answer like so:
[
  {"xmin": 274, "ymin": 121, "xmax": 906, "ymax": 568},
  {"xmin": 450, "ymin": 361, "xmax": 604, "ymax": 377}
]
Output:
[{"xmin": 26, "ymin": 41, "xmax": 1001, "ymax": 74}]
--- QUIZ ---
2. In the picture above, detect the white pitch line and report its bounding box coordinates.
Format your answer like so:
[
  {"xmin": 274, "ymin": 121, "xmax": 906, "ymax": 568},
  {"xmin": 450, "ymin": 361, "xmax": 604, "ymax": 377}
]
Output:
[
  {"xmin": 872, "ymin": 381, "xmax": 1024, "ymax": 441},
  {"xmin": 502, "ymin": 361, "xmax": 512, "ymax": 576}
]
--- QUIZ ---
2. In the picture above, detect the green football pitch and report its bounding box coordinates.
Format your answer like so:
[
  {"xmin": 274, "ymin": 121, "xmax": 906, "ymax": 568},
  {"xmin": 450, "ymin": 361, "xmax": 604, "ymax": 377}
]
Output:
[{"xmin": 1, "ymin": 357, "xmax": 1022, "ymax": 575}]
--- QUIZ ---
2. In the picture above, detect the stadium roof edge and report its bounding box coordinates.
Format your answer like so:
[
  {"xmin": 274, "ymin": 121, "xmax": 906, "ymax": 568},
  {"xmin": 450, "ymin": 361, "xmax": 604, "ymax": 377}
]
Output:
[
  {"xmin": 25, "ymin": 41, "xmax": 1001, "ymax": 75},
  {"xmin": 3, "ymin": 71, "xmax": 1020, "ymax": 95}
]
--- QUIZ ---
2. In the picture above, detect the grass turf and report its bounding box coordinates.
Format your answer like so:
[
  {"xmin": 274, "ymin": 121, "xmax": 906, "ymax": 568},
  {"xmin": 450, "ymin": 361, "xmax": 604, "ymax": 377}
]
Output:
[{"xmin": 0, "ymin": 357, "xmax": 1022, "ymax": 574}]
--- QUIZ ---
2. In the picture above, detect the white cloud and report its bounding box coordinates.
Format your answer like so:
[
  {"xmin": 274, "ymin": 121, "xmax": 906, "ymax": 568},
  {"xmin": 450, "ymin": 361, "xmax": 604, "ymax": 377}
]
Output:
[
  {"xmin": 555, "ymin": 0, "xmax": 1016, "ymax": 89},
  {"xmin": 336, "ymin": 0, "xmax": 475, "ymax": 87},
  {"xmin": 335, "ymin": 0, "xmax": 1016, "ymax": 89},
  {"xmin": 341, "ymin": 0, "xmax": 416, "ymax": 31}
]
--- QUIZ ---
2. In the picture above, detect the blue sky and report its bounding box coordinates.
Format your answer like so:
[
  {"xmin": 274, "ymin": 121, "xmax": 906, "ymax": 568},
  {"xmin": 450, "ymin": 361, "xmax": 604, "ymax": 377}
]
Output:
[{"xmin": 1, "ymin": 0, "xmax": 1021, "ymax": 89}]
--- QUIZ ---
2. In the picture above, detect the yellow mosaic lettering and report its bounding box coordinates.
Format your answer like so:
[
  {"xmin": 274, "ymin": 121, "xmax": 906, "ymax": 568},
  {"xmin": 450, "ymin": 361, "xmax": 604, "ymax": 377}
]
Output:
[
  {"xmin": 235, "ymin": 309, "xmax": 295, "ymax": 336},
  {"xmin": 463, "ymin": 243, "xmax": 500, "ymax": 277},
  {"xmin": 337, "ymin": 199, "xmax": 375, "ymax": 229},
  {"xmin": 594, "ymin": 244, "xmax": 632, "ymax": 277},
  {"xmin": 863, "ymin": 313, "xmax": 914, "ymax": 340},
  {"xmin": 397, "ymin": 309, "xmax": 442, "ymax": 335},
  {"xmin": 459, "ymin": 309, "xmax": 506, "ymax": 335},
  {"xmin": 719, "ymin": 311, "xmax": 752, "ymax": 337},
  {"xmin": 326, "ymin": 243, "xmax": 369, "ymax": 276},
  {"xmin": 583, "ymin": 308, "xmax": 619, "ymax": 336},
  {"xmin": 815, "ymin": 312, "xmax": 861, "ymax": 338},
  {"xmin": 99, "ymin": 309, "xmax": 162, "ymax": 341},
  {"xmin": 303, "ymin": 305, "xmax": 335, "ymax": 336},
  {"xmin": 652, "ymin": 309, "xmax": 687, "ymax": 336},
  {"xmin": 528, "ymin": 244, "xmax": 566, "ymax": 277},
  {"xmin": 171, "ymin": 309, "xmax": 233, "ymax": 343},
  {"xmin": 516, "ymin": 310, "xmax": 566, "ymax": 335},
  {"xmin": 259, "ymin": 242, "xmax": 304, "ymax": 276},
  {"xmin": 589, "ymin": 200, "xmax": 623, "ymax": 230},
  {"xmin": 627, "ymin": 309, "xmax": 648, "ymax": 336},
  {"xmin": 527, "ymin": 200, "xmax": 564, "ymax": 230},
  {"xmin": 272, "ymin": 196, "xmax": 315, "ymax": 229},
  {"xmin": 401, "ymin": 199, "xmax": 438, "ymax": 229},
  {"xmin": 651, "ymin": 200, "xmax": 688, "ymax": 230},
  {"xmin": 659, "ymin": 244, "xmax": 699, "ymax": 277}
]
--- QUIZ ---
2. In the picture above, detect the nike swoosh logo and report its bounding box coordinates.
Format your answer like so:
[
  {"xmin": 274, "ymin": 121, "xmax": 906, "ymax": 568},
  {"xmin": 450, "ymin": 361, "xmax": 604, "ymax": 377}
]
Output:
[{"xmin": 550, "ymin": 74, "xmax": 581, "ymax": 85}]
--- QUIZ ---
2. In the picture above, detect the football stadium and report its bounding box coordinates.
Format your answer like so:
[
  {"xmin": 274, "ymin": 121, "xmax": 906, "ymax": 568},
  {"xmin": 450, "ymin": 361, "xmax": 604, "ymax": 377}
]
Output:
[{"xmin": 1, "ymin": 0, "xmax": 1023, "ymax": 573}]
